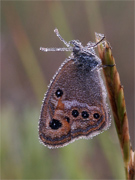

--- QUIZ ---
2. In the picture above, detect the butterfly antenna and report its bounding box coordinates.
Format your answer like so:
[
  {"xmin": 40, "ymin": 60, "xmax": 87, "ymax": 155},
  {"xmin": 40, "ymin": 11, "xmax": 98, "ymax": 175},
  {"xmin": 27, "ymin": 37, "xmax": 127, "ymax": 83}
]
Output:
[
  {"xmin": 40, "ymin": 29, "xmax": 72, "ymax": 52},
  {"xmin": 40, "ymin": 47, "xmax": 72, "ymax": 52},
  {"xmin": 94, "ymin": 35, "xmax": 105, "ymax": 47},
  {"xmin": 87, "ymin": 34, "xmax": 105, "ymax": 49},
  {"xmin": 54, "ymin": 28, "xmax": 70, "ymax": 47}
]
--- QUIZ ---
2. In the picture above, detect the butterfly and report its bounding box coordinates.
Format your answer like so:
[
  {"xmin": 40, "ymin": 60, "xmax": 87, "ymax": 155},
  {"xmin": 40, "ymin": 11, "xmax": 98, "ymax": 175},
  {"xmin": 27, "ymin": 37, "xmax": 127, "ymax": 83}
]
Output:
[{"xmin": 39, "ymin": 29, "xmax": 111, "ymax": 148}]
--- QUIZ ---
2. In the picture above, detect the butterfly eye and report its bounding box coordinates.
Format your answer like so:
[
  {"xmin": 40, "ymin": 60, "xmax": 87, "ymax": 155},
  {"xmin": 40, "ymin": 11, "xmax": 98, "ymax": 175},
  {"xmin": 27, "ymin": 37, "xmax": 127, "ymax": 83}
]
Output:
[
  {"xmin": 49, "ymin": 119, "xmax": 62, "ymax": 130},
  {"xmin": 72, "ymin": 110, "xmax": 79, "ymax": 118},
  {"xmin": 55, "ymin": 89, "xmax": 63, "ymax": 98},
  {"xmin": 93, "ymin": 113, "xmax": 100, "ymax": 119},
  {"xmin": 81, "ymin": 111, "xmax": 89, "ymax": 119}
]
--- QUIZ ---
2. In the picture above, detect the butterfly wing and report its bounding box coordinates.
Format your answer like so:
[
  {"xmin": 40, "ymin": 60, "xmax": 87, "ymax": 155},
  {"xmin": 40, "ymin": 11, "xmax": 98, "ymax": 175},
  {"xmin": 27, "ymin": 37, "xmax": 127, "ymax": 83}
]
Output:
[{"xmin": 39, "ymin": 58, "xmax": 110, "ymax": 148}]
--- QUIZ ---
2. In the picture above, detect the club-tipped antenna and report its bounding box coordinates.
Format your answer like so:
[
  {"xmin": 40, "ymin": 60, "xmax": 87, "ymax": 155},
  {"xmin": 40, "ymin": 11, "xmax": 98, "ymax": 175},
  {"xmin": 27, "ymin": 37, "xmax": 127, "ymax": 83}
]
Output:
[
  {"xmin": 54, "ymin": 28, "xmax": 70, "ymax": 47},
  {"xmin": 94, "ymin": 35, "xmax": 105, "ymax": 46},
  {"xmin": 40, "ymin": 29, "xmax": 72, "ymax": 52},
  {"xmin": 87, "ymin": 34, "xmax": 105, "ymax": 49},
  {"xmin": 40, "ymin": 47, "xmax": 72, "ymax": 52}
]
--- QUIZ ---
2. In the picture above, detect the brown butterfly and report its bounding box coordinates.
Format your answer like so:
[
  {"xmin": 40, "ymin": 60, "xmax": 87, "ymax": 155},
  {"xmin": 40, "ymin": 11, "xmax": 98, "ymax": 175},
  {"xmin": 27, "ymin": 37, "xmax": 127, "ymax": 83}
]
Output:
[{"xmin": 38, "ymin": 29, "xmax": 111, "ymax": 148}]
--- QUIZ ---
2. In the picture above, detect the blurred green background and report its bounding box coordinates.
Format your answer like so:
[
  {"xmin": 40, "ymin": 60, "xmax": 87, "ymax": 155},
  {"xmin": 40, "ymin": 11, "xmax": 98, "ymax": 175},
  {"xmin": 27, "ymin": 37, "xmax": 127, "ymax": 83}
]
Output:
[{"xmin": 1, "ymin": 1, "xmax": 134, "ymax": 179}]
